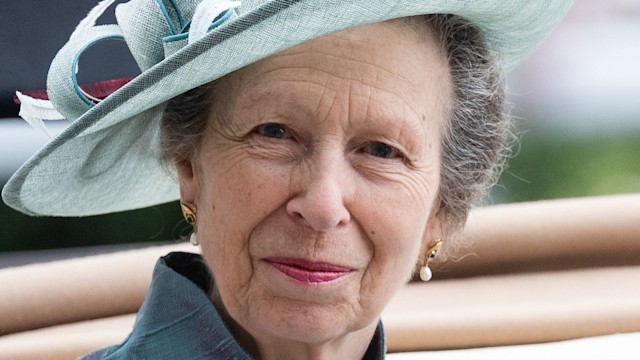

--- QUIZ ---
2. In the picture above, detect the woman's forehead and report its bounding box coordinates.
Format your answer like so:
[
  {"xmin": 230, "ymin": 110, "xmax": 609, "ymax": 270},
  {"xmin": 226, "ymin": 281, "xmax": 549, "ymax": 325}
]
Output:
[
  {"xmin": 215, "ymin": 19, "xmax": 452, "ymax": 128},
  {"xmin": 244, "ymin": 19, "xmax": 444, "ymax": 81}
]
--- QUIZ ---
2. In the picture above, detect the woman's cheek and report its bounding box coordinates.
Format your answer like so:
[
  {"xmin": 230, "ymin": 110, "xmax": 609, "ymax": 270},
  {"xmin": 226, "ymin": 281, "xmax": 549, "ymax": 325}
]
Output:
[
  {"xmin": 359, "ymin": 183, "xmax": 431, "ymax": 279},
  {"xmin": 201, "ymin": 152, "xmax": 293, "ymax": 255}
]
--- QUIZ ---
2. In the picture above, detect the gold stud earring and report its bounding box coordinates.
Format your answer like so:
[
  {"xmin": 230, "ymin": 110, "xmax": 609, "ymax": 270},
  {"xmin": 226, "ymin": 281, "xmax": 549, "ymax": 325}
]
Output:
[
  {"xmin": 181, "ymin": 202, "xmax": 198, "ymax": 246},
  {"xmin": 419, "ymin": 239, "xmax": 443, "ymax": 282}
]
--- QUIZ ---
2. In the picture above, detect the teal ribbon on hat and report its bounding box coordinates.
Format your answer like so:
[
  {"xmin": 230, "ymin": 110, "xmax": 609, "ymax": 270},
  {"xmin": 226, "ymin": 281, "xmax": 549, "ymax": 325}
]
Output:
[
  {"xmin": 46, "ymin": 0, "xmax": 239, "ymax": 122},
  {"xmin": 163, "ymin": 7, "xmax": 238, "ymax": 58},
  {"xmin": 47, "ymin": 25, "xmax": 123, "ymax": 121}
]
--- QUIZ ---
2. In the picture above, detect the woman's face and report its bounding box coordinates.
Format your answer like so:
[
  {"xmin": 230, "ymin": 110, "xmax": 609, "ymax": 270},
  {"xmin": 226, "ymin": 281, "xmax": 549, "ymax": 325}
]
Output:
[{"xmin": 178, "ymin": 20, "xmax": 451, "ymax": 348}]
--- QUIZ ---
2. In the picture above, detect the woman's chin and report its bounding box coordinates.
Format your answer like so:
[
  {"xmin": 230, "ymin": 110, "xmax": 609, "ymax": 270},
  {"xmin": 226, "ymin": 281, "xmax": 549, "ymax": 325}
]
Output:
[
  {"xmin": 245, "ymin": 300, "xmax": 363, "ymax": 345},
  {"xmin": 233, "ymin": 263, "xmax": 372, "ymax": 345}
]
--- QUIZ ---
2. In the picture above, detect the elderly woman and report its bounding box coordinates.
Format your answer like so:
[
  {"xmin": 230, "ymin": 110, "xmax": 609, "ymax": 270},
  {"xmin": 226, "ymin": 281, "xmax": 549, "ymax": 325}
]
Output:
[{"xmin": 3, "ymin": 0, "xmax": 572, "ymax": 358}]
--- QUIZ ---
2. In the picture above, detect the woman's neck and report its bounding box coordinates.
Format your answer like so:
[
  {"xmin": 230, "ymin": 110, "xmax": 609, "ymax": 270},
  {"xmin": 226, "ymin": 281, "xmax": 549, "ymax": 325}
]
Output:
[
  {"xmin": 210, "ymin": 286, "xmax": 379, "ymax": 359},
  {"xmin": 251, "ymin": 322, "xmax": 378, "ymax": 360}
]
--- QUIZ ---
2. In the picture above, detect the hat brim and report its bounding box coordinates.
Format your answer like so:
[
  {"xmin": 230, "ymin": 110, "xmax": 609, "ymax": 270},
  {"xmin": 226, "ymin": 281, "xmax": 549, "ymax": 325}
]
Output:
[{"xmin": 2, "ymin": 0, "xmax": 573, "ymax": 216}]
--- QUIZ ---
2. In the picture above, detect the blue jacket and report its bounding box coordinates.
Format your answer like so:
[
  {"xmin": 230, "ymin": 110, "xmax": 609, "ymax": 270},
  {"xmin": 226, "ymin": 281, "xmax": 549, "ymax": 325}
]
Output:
[{"xmin": 80, "ymin": 252, "xmax": 386, "ymax": 359}]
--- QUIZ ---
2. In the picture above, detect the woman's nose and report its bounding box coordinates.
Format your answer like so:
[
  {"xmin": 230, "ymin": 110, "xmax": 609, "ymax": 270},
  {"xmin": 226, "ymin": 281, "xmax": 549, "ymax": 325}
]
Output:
[{"xmin": 286, "ymin": 158, "xmax": 351, "ymax": 232}]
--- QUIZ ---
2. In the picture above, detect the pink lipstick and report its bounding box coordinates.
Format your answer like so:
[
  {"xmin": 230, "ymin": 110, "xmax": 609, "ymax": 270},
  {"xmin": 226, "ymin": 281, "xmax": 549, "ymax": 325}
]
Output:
[{"xmin": 265, "ymin": 258, "xmax": 353, "ymax": 283}]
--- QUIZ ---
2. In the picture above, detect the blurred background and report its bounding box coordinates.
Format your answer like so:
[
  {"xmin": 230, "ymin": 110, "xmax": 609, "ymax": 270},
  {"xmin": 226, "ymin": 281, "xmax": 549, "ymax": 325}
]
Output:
[{"xmin": 0, "ymin": 0, "xmax": 639, "ymax": 255}]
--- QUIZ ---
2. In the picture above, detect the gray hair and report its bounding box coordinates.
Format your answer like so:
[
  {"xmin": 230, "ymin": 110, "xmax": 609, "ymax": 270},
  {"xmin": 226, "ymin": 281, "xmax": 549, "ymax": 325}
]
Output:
[
  {"xmin": 161, "ymin": 14, "xmax": 510, "ymax": 241},
  {"xmin": 410, "ymin": 15, "xmax": 510, "ymax": 238}
]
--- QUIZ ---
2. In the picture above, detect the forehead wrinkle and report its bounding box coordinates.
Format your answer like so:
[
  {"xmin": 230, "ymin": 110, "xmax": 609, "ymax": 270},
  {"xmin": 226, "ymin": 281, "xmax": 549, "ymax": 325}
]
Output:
[
  {"xmin": 312, "ymin": 74, "xmax": 336, "ymax": 129},
  {"xmin": 243, "ymin": 78, "xmax": 336, "ymax": 123},
  {"xmin": 272, "ymin": 50, "xmax": 416, "ymax": 94}
]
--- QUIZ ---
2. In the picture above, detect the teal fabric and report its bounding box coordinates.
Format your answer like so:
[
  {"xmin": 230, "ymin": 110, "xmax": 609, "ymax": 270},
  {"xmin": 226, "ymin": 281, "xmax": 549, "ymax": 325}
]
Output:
[
  {"xmin": 72, "ymin": 35, "xmax": 126, "ymax": 106},
  {"xmin": 163, "ymin": 8, "xmax": 239, "ymax": 58},
  {"xmin": 79, "ymin": 252, "xmax": 386, "ymax": 359},
  {"xmin": 46, "ymin": 24, "xmax": 123, "ymax": 120}
]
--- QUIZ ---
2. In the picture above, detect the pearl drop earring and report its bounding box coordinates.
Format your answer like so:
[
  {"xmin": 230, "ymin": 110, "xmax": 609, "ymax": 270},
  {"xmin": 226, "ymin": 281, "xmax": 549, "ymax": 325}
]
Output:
[
  {"xmin": 190, "ymin": 232, "xmax": 198, "ymax": 246},
  {"xmin": 420, "ymin": 239, "xmax": 443, "ymax": 282}
]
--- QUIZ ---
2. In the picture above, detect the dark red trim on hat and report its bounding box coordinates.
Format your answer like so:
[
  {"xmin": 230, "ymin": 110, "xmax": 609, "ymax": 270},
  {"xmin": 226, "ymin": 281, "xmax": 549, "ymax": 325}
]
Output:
[{"xmin": 13, "ymin": 77, "xmax": 135, "ymax": 104}]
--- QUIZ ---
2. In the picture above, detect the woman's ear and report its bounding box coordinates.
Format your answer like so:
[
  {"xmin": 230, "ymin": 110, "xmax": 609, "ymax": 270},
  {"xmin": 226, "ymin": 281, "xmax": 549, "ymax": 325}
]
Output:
[
  {"xmin": 423, "ymin": 211, "xmax": 447, "ymax": 245},
  {"xmin": 175, "ymin": 156, "xmax": 198, "ymax": 204},
  {"xmin": 422, "ymin": 204, "xmax": 446, "ymax": 252}
]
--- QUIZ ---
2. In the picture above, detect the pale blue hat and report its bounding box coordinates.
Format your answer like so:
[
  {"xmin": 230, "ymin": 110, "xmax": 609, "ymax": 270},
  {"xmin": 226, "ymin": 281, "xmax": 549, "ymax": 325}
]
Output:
[{"xmin": 3, "ymin": 0, "xmax": 574, "ymax": 216}]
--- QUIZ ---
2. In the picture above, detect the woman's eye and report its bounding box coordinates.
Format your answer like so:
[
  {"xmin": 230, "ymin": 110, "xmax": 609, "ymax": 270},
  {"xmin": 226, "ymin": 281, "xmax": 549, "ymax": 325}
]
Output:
[
  {"xmin": 363, "ymin": 141, "xmax": 402, "ymax": 159},
  {"xmin": 254, "ymin": 123, "xmax": 290, "ymax": 140}
]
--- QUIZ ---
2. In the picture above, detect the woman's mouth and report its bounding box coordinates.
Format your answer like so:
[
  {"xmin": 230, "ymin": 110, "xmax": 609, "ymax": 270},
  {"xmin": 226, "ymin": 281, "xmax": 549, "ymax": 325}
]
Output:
[{"xmin": 264, "ymin": 258, "xmax": 354, "ymax": 284}]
